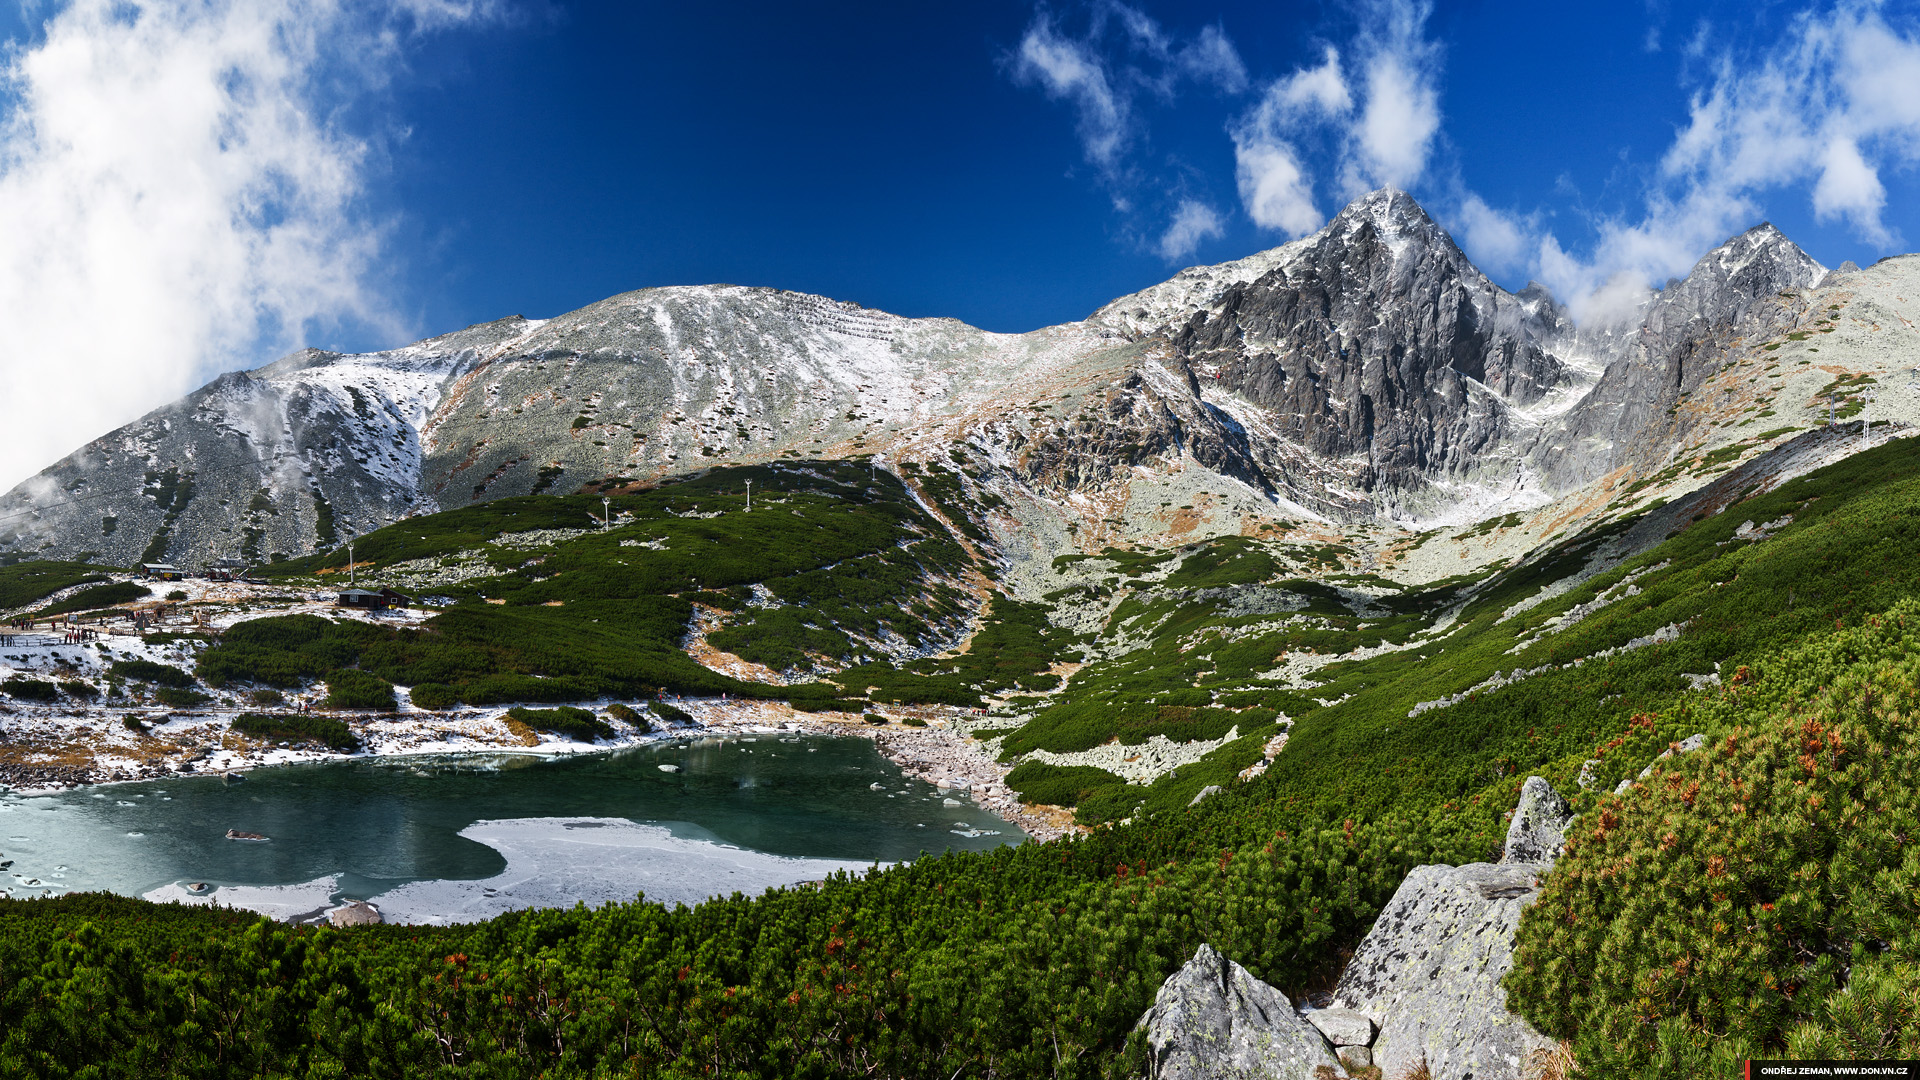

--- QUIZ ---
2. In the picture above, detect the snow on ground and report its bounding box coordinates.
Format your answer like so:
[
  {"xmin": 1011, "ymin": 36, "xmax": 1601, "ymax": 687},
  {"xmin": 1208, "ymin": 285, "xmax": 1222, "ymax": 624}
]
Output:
[
  {"xmin": 365, "ymin": 818, "xmax": 882, "ymax": 924},
  {"xmin": 144, "ymin": 876, "xmax": 342, "ymax": 922}
]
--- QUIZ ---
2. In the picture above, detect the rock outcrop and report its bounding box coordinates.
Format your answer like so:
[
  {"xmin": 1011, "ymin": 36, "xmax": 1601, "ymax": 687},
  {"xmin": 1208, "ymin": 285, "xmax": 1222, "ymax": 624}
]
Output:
[
  {"xmin": 1501, "ymin": 775, "xmax": 1574, "ymax": 865},
  {"xmin": 1327, "ymin": 777, "xmax": 1573, "ymax": 1080},
  {"xmin": 1139, "ymin": 943, "xmax": 1340, "ymax": 1079},
  {"xmin": 1134, "ymin": 779, "xmax": 1579, "ymax": 1079},
  {"xmin": 1096, "ymin": 188, "xmax": 1578, "ymax": 521},
  {"xmin": 1535, "ymin": 223, "xmax": 1826, "ymax": 489},
  {"xmin": 1329, "ymin": 862, "xmax": 1555, "ymax": 1080}
]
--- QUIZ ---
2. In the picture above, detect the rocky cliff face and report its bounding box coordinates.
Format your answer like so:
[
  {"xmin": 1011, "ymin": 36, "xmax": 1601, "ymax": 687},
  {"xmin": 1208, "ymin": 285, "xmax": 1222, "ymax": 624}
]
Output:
[
  {"xmin": 0, "ymin": 189, "xmax": 1834, "ymax": 568},
  {"xmin": 1533, "ymin": 224, "xmax": 1828, "ymax": 488},
  {"xmin": 1090, "ymin": 188, "xmax": 1581, "ymax": 520}
]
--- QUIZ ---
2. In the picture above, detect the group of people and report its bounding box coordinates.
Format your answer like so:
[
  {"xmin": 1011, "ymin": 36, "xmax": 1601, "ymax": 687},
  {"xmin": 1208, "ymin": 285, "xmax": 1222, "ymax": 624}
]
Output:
[{"xmin": 2, "ymin": 618, "xmax": 102, "ymax": 644}]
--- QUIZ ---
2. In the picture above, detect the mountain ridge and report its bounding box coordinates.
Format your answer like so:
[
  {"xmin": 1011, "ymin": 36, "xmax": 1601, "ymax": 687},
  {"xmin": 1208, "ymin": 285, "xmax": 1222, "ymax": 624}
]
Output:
[{"xmin": 0, "ymin": 188, "xmax": 1888, "ymax": 575}]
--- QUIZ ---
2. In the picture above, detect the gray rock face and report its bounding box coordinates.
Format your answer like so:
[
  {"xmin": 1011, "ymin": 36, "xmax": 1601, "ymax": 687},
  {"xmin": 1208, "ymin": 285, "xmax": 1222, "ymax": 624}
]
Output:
[
  {"xmin": 1535, "ymin": 223, "xmax": 1826, "ymax": 489},
  {"xmin": 1140, "ymin": 943, "xmax": 1340, "ymax": 1080},
  {"xmin": 1331, "ymin": 863, "xmax": 1556, "ymax": 1080},
  {"xmin": 1501, "ymin": 776, "xmax": 1574, "ymax": 865},
  {"xmin": 1098, "ymin": 188, "xmax": 1576, "ymax": 520},
  {"xmin": 1301, "ymin": 1005, "xmax": 1374, "ymax": 1047},
  {"xmin": 0, "ymin": 189, "xmax": 1833, "ymax": 566}
]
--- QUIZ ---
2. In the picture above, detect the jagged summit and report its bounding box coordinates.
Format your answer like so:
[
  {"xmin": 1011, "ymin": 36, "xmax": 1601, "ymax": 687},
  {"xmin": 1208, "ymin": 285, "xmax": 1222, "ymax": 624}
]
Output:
[{"xmin": 0, "ymin": 189, "xmax": 1882, "ymax": 569}]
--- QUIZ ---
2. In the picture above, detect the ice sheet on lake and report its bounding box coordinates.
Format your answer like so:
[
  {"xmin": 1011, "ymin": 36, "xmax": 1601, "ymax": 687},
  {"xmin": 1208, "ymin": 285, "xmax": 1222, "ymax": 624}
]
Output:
[
  {"xmin": 366, "ymin": 817, "xmax": 882, "ymax": 925},
  {"xmin": 143, "ymin": 875, "xmax": 341, "ymax": 921}
]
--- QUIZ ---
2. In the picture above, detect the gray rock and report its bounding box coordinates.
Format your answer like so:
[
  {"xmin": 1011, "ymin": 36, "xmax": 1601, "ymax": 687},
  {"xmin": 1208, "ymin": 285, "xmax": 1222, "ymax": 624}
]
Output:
[
  {"xmin": 1302, "ymin": 1005, "xmax": 1374, "ymax": 1046},
  {"xmin": 328, "ymin": 900, "xmax": 382, "ymax": 927},
  {"xmin": 1500, "ymin": 776, "xmax": 1573, "ymax": 865},
  {"xmin": 1189, "ymin": 784, "xmax": 1223, "ymax": 807},
  {"xmin": 1337, "ymin": 1045, "xmax": 1373, "ymax": 1072},
  {"xmin": 1575, "ymin": 759, "xmax": 1601, "ymax": 790},
  {"xmin": 1141, "ymin": 943, "xmax": 1340, "ymax": 1079},
  {"xmin": 1634, "ymin": 732, "xmax": 1708, "ymax": 783},
  {"xmin": 1331, "ymin": 863, "xmax": 1555, "ymax": 1080}
]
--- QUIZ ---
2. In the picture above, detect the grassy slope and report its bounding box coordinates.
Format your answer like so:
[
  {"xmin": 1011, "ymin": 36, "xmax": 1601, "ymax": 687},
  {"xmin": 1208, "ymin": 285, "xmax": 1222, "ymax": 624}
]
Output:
[
  {"xmin": 204, "ymin": 462, "xmax": 1000, "ymax": 706},
  {"xmin": 5, "ymin": 441, "xmax": 1920, "ymax": 1073}
]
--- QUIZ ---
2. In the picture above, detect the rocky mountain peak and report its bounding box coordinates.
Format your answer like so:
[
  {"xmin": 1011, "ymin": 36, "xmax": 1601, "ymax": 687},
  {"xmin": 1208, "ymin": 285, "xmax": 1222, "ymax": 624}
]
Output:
[
  {"xmin": 0, "ymin": 187, "xmax": 1868, "ymax": 567},
  {"xmin": 1531, "ymin": 220, "xmax": 1827, "ymax": 489}
]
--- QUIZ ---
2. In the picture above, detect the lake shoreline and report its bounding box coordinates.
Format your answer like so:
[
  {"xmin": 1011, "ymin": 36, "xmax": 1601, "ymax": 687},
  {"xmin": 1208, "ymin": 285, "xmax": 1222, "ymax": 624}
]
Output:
[{"xmin": 0, "ymin": 697, "xmax": 1077, "ymax": 842}]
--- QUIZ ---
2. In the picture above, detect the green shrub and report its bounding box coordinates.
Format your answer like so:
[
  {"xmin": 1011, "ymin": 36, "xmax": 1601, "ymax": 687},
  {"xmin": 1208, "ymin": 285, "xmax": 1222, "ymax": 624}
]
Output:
[
  {"xmin": 902, "ymin": 715, "xmax": 927, "ymax": 727},
  {"xmin": 108, "ymin": 660, "xmax": 195, "ymax": 688},
  {"xmin": 35, "ymin": 581, "xmax": 148, "ymax": 617},
  {"xmin": 604, "ymin": 702, "xmax": 651, "ymax": 733},
  {"xmin": 1508, "ymin": 616, "xmax": 1920, "ymax": 1071},
  {"xmin": 248, "ymin": 688, "xmax": 285, "ymax": 707},
  {"xmin": 408, "ymin": 682, "xmax": 459, "ymax": 710},
  {"xmin": 653, "ymin": 701, "xmax": 693, "ymax": 726},
  {"xmin": 0, "ymin": 561, "xmax": 110, "ymax": 611},
  {"xmin": 4, "ymin": 678, "xmax": 58, "ymax": 701},
  {"xmin": 230, "ymin": 712, "xmax": 359, "ymax": 751},
  {"xmin": 790, "ymin": 697, "xmax": 862, "ymax": 713},
  {"xmin": 505, "ymin": 705, "xmax": 612, "ymax": 742},
  {"xmin": 153, "ymin": 687, "xmax": 210, "ymax": 708},
  {"xmin": 120, "ymin": 715, "xmax": 147, "ymax": 733},
  {"xmin": 58, "ymin": 680, "xmax": 99, "ymax": 699},
  {"xmin": 165, "ymin": 590, "xmax": 188, "ymax": 602},
  {"xmin": 322, "ymin": 669, "xmax": 395, "ymax": 710},
  {"xmin": 1004, "ymin": 760, "xmax": 1126, "ymax": 807}
]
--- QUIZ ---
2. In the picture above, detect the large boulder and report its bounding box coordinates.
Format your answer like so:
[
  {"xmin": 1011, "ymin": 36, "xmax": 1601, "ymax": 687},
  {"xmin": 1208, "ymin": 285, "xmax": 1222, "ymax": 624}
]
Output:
[
  {"xmin": 1330, "ymin": 862, "xmax": 1556, "ymax": 1080},
  {"xmin": 1140, "ymin": 943, "xmax": 1340, "ymax": 1079},
  {"xmin": 1500, "ymin": 775, "xmax": 1574, "ymax": 865}
]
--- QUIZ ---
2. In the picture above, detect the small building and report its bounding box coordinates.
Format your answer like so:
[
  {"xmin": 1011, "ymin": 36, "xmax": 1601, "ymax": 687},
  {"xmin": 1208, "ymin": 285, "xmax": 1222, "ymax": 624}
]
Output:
[
  {"xmin": 139, "ymin": 563, "xmax": 183, "ymax": 581},
  {"xmin": 204, "ymin": 557, "xmax": 249, "ymax": 582},
  {"xmin": 335, "ymin": 587, "xmax": 411, "ymax": 611}
]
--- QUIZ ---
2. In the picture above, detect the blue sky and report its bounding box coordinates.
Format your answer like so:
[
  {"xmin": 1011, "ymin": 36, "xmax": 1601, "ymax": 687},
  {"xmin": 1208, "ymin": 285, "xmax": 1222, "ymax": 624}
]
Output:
[{"xmin": 0, "ymin": 0, "xmax": 1917, "ymax": 485}]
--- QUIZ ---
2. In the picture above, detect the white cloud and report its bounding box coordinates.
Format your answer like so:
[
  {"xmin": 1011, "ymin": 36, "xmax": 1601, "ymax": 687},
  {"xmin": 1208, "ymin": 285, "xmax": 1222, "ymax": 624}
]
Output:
[
  {"xmin": 1659, "ymin": 4, "xmax": 1920, "ymax": 243},
  {"xmin": 0, "ymin": 0, "xmax": 496, "ymax": 491},
  {"xmin": 1013, "ymin": 14, "xmax": 1129, "ymax": 168},
  {"xmin": 1157, "ymin": 198, "xmax": 1225, "ymax": 260},
  {"xmin": 1011, "ymin": 3, "xmax": 1246, "ymax": 185},
  {"xmin": 1812, "ymin": 134, "xmax": 1886, "ymax": 227},
  {"xmin": 1345, "ymin": 0, "xmax": 1440, "ymax": 194},
  {"xmin": 1353, "ymin": 49, "xmax": 1439, "ymax": 191},
  {"xmin": 1274, "ymin": 46, "xmax": 1352, "ymax": 117},
  {"xmin": 1230, "ymin": 0, "xmax": 1441, "ymax": 235},
  {"xmin": 1234, "ymin": 139, "xmax": 1320, "ymax": 236},
  {"xmin": 1451, "ymin": 194, "xmax": 1531, "ymax": 276},
  {"xmin": 1178, "ymin": 24, "xmax": 1248, "ymax": 94},
  {"xmin": 1531, "ymin": 2, "xmax": 1920, "ymax": 322}
]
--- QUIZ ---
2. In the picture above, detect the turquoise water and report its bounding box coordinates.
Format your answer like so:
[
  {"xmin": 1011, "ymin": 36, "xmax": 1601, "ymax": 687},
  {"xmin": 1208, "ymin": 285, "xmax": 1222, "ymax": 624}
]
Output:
[{"xmin": 0, "ymin": 733, "xmax": 1022, "ymax": 911}]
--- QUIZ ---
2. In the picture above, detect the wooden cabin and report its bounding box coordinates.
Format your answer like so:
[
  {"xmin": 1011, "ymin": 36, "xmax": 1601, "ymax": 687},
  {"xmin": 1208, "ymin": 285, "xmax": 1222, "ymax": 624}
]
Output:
[{"xmin": 335, "ymin": 588, "xmax": 411, "ymax": 611}]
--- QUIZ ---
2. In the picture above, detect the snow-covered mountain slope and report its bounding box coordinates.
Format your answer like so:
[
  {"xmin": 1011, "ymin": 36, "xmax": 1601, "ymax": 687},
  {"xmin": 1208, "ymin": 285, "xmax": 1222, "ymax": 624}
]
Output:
[{"xmin": 0, "ymin": 187, "xmax": 1905, "ymax": 574}]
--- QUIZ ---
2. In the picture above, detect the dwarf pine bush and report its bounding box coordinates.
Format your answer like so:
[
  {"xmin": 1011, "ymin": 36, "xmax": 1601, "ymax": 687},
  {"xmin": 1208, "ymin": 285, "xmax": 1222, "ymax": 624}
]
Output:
[{"xmin": 1507, "ymin": 603, "xmax": 1920, "ymax": 1070}]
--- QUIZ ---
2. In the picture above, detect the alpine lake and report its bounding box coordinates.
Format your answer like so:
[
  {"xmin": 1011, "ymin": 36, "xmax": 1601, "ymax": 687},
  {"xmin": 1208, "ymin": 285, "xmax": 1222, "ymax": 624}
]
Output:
[{"xmin": 0, "ymin": 732, "xmax": 1024, "ymax": 923}]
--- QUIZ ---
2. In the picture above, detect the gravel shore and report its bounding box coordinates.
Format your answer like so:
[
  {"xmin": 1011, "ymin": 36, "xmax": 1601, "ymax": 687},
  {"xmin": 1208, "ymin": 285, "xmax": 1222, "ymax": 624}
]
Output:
[{"xmin": 0, "ymin": 696, "xmax": 1077, "ymax": 842}]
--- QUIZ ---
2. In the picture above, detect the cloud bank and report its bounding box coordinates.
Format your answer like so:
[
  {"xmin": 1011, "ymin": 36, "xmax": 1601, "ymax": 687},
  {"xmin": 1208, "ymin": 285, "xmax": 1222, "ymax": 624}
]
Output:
[
  {"xmin": 0, "ymin": 0, "xmax": 495, "ymax": 492},
  {"xmin": 1534, "ymin": 1, "xmax": 1920, "ymax": 322},
  {"xmin": 1012, "ymin": 0, "xmax": 1920, "ymax": 328}
]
